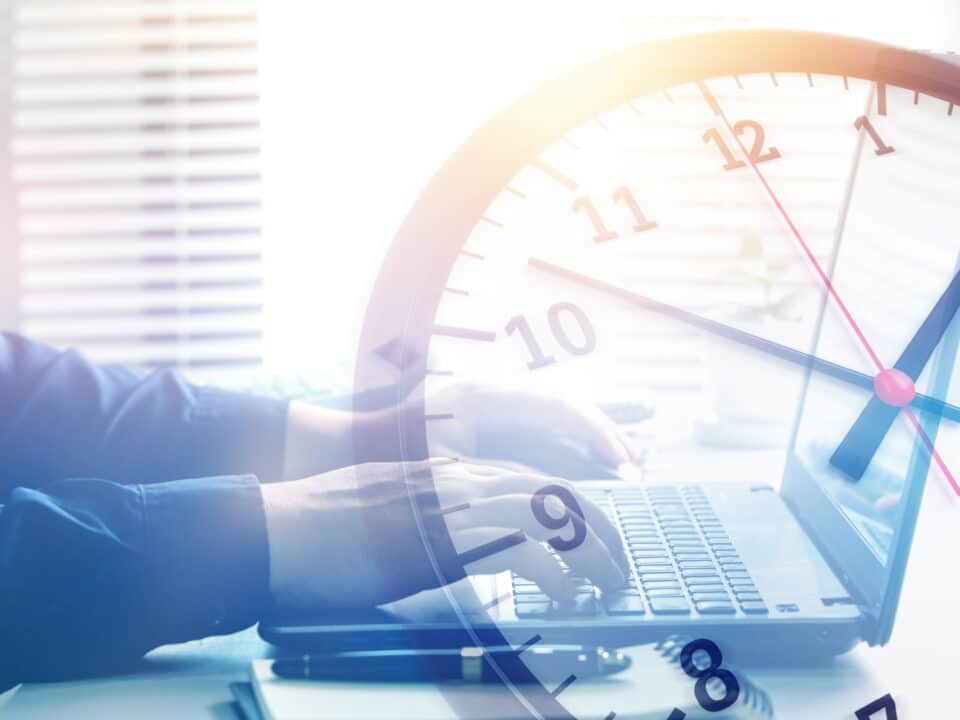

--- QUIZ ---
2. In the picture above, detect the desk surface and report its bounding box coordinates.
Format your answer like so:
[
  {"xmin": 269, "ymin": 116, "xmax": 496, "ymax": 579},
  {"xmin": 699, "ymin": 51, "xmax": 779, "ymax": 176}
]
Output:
[
  {"xmin": 0, "ymin": 628, "xmax": 274, "ymax": 719},
  {"xmin": 3, "ymin": 441, "xmax": 957, "ymax": 718},
  {"xmin": 0, "ymin": 627, "xmax": 937, "ymax": 719}
]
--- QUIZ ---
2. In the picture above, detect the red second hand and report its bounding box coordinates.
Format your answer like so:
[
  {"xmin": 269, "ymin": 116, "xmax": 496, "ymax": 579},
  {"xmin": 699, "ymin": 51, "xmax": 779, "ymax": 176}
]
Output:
[{"xmin": 708, "ymin": 87, "xmax": 959, "ymax": 496}]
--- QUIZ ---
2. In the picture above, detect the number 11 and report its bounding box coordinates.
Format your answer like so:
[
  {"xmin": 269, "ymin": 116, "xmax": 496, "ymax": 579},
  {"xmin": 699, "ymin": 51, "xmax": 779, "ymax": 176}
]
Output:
[{"xmin": 571, "ymin": 185, "xmax": 657, "ymax": 243}]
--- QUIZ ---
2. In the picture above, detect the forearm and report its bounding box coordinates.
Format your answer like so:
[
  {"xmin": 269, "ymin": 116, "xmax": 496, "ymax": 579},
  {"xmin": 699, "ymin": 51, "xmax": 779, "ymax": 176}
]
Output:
[
  {"xmin": 0, "ymin": 332, "xmax": 289, "ymax": 489},
  {"xmin": 282, "ymin": 401, "xmax": 403, "ymax": 480},
  {"xmin": 282, "ymin": 401, "xmax": 354, "ymax": 479},
  {"xmin": 0, "ymin": 475, "xmax": 270, "ymax": 685}
]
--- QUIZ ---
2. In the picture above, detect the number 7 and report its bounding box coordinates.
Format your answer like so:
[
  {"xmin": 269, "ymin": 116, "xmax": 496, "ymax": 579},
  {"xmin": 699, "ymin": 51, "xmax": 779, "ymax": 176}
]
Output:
[{"xmin": 855, "ymin": 693, "xmax": 897, "ymax": 720}]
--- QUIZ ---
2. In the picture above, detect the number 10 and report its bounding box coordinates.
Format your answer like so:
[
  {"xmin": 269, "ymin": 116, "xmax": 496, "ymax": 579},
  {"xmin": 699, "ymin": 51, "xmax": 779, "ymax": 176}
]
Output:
[{"xmin": 505, "ymin": 302, "xmax": 597, "ymax": 370}]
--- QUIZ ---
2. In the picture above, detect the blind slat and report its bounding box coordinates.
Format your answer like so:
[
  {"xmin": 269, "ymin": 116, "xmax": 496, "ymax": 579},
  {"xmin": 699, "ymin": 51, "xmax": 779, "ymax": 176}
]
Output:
[{"xmin": 13, "ymin": 1, "xmax": 265, "ymax": 373}]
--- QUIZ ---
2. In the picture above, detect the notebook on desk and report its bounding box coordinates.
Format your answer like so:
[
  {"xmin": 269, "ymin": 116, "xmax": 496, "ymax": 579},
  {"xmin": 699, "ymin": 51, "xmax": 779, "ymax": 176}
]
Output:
[{"xmin": 242, "ymin": 639, "xmax": 771, "ymax": 720}]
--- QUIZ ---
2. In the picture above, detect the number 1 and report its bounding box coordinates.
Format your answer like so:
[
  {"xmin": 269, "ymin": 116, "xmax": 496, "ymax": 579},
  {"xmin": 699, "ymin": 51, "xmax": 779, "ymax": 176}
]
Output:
[
  {"xmin": 504, "ymin": 315, "xmax": 556, "ymax": 370},
  {"xmin": 613, "ymin": 185, "xmax": 658, "ymax": 232},
  {"xmin": 571, "ymin": 196, "xmax": 618, "ymax": 243}
]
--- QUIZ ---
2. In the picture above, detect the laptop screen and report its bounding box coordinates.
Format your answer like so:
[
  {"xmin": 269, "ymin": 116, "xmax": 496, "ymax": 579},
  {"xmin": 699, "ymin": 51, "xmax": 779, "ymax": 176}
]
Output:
[
  {"xmin": 789, "ymin": 357, "xmax": 948, "ymax": 566},
  {"xmin": 780, "ymin": 120, "xmax": 960, "ymax": 641},
  {"xmin": 783, "ymin": 291, "xmax": 958, "ymax": 643}
]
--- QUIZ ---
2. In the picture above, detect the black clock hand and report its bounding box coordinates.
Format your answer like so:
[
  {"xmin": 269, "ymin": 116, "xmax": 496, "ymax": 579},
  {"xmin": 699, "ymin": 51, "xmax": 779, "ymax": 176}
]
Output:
[
  {"xmin": 830, "ymin": 268, "xmax": 960, "ymax": 480},
  {"xmin": 528, "ymin": 257, "xmax": 960, "ymax": 423}
]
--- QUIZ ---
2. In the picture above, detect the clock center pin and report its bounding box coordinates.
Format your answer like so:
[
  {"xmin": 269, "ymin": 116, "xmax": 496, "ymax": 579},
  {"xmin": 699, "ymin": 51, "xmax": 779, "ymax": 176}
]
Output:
[{"xmin": 874, "ymin": 368, "xmax": 916, "ymax": 407}]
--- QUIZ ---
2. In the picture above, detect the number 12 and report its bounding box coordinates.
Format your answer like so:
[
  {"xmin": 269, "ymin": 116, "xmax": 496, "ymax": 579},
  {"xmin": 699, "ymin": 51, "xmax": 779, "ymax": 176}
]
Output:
[{"xmin": 703, "ymin": 119, "xmax": 781, "ymax": 171}]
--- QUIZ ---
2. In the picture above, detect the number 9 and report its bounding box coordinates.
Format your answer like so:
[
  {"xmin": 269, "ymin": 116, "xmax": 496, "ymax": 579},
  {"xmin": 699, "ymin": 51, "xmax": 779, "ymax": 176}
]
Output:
[{"xmin": 531, "ymin": 484, "xmax": 588, "ymax": 551}]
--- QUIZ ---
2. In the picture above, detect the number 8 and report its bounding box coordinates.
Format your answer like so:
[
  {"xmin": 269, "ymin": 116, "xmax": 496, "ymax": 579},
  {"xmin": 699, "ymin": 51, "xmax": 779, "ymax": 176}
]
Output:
[{"xmin": 679, "ymin": 638, "xmax": 740, "ymax": 712}]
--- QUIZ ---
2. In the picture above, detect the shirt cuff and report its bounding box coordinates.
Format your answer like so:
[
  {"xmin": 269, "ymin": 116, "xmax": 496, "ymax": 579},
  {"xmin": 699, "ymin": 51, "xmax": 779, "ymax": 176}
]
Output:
[{"xmin": 139, "ymin": 474, "xmax": 270, "ymax": 645}]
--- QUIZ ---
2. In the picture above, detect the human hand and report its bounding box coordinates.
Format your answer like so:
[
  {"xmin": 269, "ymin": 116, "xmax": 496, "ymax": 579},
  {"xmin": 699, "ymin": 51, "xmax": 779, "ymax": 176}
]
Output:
[
  {"xmin": 423, "ymin": 383, "xmax": 638, "ymax": 477},
  {"xmin": 260, "ymin": 459, "xmax": 628, "ymax": 610}
]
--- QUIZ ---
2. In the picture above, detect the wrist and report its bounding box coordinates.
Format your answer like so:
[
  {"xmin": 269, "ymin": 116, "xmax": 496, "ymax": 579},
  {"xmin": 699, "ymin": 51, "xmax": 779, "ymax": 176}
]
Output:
[
  {"xmin": 259, "ymin": 479, "xmax": 303, "ymax": 605},
  {"xmin": 259, "ymin": 468, "xmax": 386, "ymax": 609},
  {"xmin": 282, "ymin": 402, "xmax": 409, "ymax": 480},
  {"xmin": 282, "ymin": 401, "xmax": 354, "ymax": 479}
]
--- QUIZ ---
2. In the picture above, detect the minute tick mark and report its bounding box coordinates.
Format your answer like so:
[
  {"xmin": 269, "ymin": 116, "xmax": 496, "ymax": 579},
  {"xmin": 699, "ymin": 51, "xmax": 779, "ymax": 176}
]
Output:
[
  {"xmin": 424, "ymin": 413, "xmax": 454, "ymax": 422},
  {"xmin": 432, "ymin": 324, "xmax": 496, "ymax": 342},
  {"xmin": 530, "ymin": 159, "xmax": 578, "ymax": 190},
  {"xmin": 550, "ymin": 674, "xmax": 577, "ymax": 697},
  {"xmin": 457, "ymin": 530, "xmax": 526, "ymax": 566},
  {"xmin": 440, "ymin": 502, "xmax": 470, "ymax": 515},
  {"xmin": 696, "ymin": 80, "xmax": 721, "ymax": 116},
  {"xmin": 482, "ymin": 592, "xmax": 513, "ymax": 611},
  {"xmin": 517, "ymin": 634, "xmax": 542, "ymax": 654}
]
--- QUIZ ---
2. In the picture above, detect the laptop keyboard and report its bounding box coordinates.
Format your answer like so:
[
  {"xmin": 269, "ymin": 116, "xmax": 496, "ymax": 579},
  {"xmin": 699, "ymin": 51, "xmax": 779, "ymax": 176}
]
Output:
[{"xmin": 512, "ymin": 484, "xmax": 769, "ymax": 619}]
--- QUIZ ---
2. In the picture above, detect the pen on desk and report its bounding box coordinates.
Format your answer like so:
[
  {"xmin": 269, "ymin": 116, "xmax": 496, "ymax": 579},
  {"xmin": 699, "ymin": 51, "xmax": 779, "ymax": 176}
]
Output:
[{"xmin": 271, "ymin": 646, "xmax": 631, "ymax": 683}]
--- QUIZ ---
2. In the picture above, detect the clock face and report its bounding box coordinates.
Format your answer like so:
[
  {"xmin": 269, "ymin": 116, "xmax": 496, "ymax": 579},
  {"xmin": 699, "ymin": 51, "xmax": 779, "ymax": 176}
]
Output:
[{"xmin": 356, "ymin": 31, "xmax": 960, "ymax": 720}]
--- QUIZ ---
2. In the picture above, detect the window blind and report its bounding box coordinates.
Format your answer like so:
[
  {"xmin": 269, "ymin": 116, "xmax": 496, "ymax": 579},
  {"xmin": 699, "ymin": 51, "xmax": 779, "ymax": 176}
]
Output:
[{"xmin": 10, "ymin": 0, "xmax": 263, "ymax": 382}]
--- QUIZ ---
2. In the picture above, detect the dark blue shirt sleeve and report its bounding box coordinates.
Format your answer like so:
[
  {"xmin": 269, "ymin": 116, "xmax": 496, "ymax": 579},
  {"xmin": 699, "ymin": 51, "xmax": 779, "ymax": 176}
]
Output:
[
  {"xmin": 0, "ymin": 333, "xmax": 288, "ymax": 684},
  {"xmin": 0, "ymin": 332, "xmax": 287, "ymax": 487}
]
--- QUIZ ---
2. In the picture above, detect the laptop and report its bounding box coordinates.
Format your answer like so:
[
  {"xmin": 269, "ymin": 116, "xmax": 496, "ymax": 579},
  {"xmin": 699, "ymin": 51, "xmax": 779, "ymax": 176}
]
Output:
[
  {"xmin": 260, "ymin": 287, "xmax": 957, "ymax": 664},
  {"xmin": 259, "ymin": 211, "xmax": 960, "ymax": 666}
]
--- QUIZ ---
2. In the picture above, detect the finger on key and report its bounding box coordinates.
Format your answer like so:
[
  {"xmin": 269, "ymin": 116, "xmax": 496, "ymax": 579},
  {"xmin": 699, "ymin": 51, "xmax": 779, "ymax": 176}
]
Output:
[
  {"xmin": 447, "ymin": 494, "xmax": 625, "ymax": 591},
  {"xmin": 475, "ymin": 473, "xmax": 629, "ymax": 574},
  {"xmin": 452, "ymin": 527, "xmax": 575, "ymax": 602}
]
